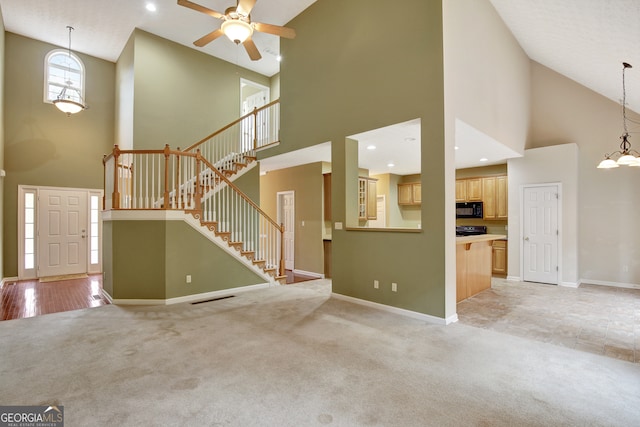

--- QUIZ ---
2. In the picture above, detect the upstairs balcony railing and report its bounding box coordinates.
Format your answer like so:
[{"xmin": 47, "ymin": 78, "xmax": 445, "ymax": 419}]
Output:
[{"xmin": 182, "ymin": 99, "xmax": 280, "ymax": 168}]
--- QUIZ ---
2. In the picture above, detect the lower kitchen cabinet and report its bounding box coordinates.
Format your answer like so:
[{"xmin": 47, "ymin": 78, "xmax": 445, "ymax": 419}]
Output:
[{"xmin": 492, "ymin": 239, "xmax": 507, "ymax": 276}]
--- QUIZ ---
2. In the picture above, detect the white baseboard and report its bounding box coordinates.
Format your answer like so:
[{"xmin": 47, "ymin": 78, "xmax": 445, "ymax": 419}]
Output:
[
  {"xmin": 506, "ymin": 276, "xmax": 521, "ymax": 282},
  {"xmin": 293, "ymin": 269, "xmax": 324, "ymax": 279},
  {"xmin": 102, "ymin": 289, "xmax": 114, "ymax": 304},
  {"xmin": 331, "ymin": 293, "xmax": 457, "ymax": 325},
  {"xmin": 559, "ymin": 281, "xmax": 579, "ymax": 288},
  {"xmin": 1, "ymin": 276, "xmax": 19, "ymax": 290},
  {"xmin": 112, "ymin": 282, "xmax": 272, "ymax": 305},
  {"xmin": 579, "ymin": 278, "xmax": 640, "ymax": 290}
]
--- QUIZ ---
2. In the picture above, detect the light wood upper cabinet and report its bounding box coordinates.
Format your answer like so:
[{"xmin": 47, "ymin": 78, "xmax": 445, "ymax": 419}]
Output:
[
  {"xmin": 367, "ymin": 179, "xmax": 377, "ymax": 220},
  {"xmin": 455, "ymin": 180, "xmax": 467, "ymax": 202},
  {"xmin": 496, "ymin": 176, "xmax": 508, "ymax": 219},
  {"xmin": 456, "ymin": 178, "xmax": 482, "ymax": 202},
  {"xmin": 398, "ymin": 182, "xmax": 421, "ymax": 205},
  {"xmin": 466, "ymin": 178, "xmax": 483, "ymax": 201},
  {"xmin": 358, "ymin": 177, "xmax": 377, "ymax": 220},
  {"xmin": 482, "ymin": 175, "xmax": 508, "ymax": 220}
]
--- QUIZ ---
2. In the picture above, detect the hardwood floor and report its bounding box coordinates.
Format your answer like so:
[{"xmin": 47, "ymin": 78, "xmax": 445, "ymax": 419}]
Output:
[
  {"xmin": 0, "ymin": 271, "xmax": 317, "ymax": 320},
  {"xmin": 0, "ymin": 274, "xmax": 109, "ymax": 321}
]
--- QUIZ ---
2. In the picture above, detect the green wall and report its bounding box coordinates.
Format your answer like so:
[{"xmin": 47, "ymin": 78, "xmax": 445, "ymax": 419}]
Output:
[
  {"xmin": 277, "ymin": 0, "xmax": 447, "ymax": 317},
  {"xmin": 103, "ymin": 218, "xmax": 265, "ymax": 300},
  {"xmin": 0, "ymin": 12, "xmax": 5, "ymax": 280},
  {"xmin": 260, "ymin": 162, "xmax": 323, "ymax": 275},
  {"xmin": 129, "ymin": 30, "xmax": 271, "ymax": 150},
  {"xmin": 3, "ymin": 33, "xmax": 115, "ymax": 277}
]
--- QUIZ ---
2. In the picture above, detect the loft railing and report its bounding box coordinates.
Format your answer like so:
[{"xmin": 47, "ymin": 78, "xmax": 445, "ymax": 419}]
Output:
[
  {"xmin": 182, "ymin": 99, "xmax": 280, "ymax": 167},
  {"xmin": 103, "ymin": 145, "xmax": 284, "ymax": 276}
]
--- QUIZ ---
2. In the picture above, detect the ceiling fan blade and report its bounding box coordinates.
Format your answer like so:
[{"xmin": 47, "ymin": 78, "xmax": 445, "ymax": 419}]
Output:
[
  {"xmin": 253, "ymin": 22, "xmax": 296, "ymax": 39},
  {"xmin": 194, "ymin": 29, "xmax": 225, "ymax": 47},
  {"xmin": 177, "ymin": 0, "xmax": 225, "ymax": 20},
  {"xmin": 243, "ymin": 37, "xmax": 262, "ymax": 61},
  {"xmin": 236, "ymin": 0, "xmax": 256, "ymax": 16}
]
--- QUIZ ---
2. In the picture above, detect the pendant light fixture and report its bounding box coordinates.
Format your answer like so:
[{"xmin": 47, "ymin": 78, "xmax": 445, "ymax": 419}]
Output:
[
  {"xmin": 53, "ymin": 26, "xmax": 87, "ymax": 116},
  {"xmin": 597, "ymin": 62, "xmax": 639, "ymax": 168}
]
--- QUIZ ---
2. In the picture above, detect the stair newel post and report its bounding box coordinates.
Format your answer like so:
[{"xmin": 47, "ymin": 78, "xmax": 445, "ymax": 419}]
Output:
[
  {"xmin": 194, "ymin": 149, "xmax": 203, "ymax": 212},
  {"xmin": 252, "ymin": 106, "xmax": 258, "ymax": 153},
  {"xmin": 279, "ymin": 223, "xmax": 285, "ymax": 277},
  {"xmin": 163, "ymin": 144, "xmax": 170, "ymax": 210},
  {"xmin": 112, "ymin": 145, "xmax": 121, "ymax": 209}
]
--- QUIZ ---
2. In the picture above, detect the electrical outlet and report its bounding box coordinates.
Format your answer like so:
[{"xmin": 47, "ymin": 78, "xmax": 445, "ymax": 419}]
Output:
[
  {"xmin": 186, "ymin": 275, "xmax": 192, "ymax": 284},
  {"xmin": 374, "ymin": 280, "xmax": 379, "ymax": 289},
  {"xmin": 391, "ymin": 282, "xmax": 397, "ymax": 292}
]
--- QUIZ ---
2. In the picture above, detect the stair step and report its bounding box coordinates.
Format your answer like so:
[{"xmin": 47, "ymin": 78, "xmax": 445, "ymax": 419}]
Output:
[
  {"xmin": 229, "ymin": 241, "xmax": 243, "ymax": 251},
  {"xmin": 252, "ymin": 259, "xmax": 266, "ymax": 268},
  {"xmin": 215, "ymin": 231, "xmax": 231, "ymax": 241},
  {"xmin": 275, "ymin": 275, "xmax": 287, "ymax": 285},
  {"xmin": 241, "ymin": 250, "xmax": 255, "ymax": 261},
  {"xmin": 201, "ymin": 221, "xmax": 217, "ymax": 232},
  {"xmin": 264, "ymin": 268, "xmax": 276, "ymax": 277}
]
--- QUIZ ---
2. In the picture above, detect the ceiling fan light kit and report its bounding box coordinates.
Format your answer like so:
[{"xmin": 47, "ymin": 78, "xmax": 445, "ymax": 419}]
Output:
[
  {"xmin": 178, "ymin": 0, "xmax": 296, "ymax": 61},
  {"xmin": 597, "ymin": 62, "xmax": 640, "ymax": 169}
]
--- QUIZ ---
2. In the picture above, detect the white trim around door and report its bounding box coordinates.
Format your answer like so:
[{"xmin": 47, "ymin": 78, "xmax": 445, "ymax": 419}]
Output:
[
  {"xmin": 277, "ymin": 191, "xmax": 295, "ymax": 271},
  {"xmin": 18, "ymin": 185, "xmax": 103, "ymax": 280}
]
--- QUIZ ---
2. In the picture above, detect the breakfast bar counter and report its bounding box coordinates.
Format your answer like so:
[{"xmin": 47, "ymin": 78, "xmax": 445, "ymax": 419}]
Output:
[{"xmin": 456, "ymin": 234, "xmax": 506, "ymax": 302}]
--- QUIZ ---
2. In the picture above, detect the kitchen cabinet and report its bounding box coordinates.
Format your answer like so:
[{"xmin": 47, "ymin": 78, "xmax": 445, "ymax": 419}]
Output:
[
  {"xmin": 492, "ymin": 239, "xmax": 507, "ymax": 276},
  {"xmin": 482, "ymin": 175, "xmax": 508, "ymax": 220},
  {"xmin": 455, "ymin": 178, "xmax": 482, "ymax": 202},
  {"xmin": 323, "ymin": 173, "xmax": 331, "ymax": 221},
  {"xmin": 398, "ymin": 182, "xmax": 421, "ymax": 205},
  {"xmin": 358, "ymin": 177, "xmax": 377, "ymax": 220}
]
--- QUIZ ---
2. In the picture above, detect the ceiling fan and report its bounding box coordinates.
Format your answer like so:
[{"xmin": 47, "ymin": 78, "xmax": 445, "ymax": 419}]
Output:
[{"xmin": 177, "ymin": 0, "xmax": 296, "ymax": 61}]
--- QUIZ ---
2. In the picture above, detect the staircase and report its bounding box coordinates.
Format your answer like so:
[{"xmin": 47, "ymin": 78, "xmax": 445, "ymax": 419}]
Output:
[{"xmin": 103, "ymin": 100, "xmax": 286, "ymax": 284}]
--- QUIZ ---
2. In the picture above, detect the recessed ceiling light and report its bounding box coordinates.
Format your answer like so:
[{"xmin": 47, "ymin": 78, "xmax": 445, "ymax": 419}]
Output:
[
  {"xmin": 479, "ymin": 157, "xmax": 489, "ymax": 162},
  {"xmin": 146, "ymin": 3, "xmax": 157, "ymax": 12},
  {"xmin": 276, "ymin": 55, "xmax": 282, "ymax": 62},
  {"xmin": 387, "ymin": 163, "xmax": 395, "ymax": 167},
  {"xmin": 366, "ymin": 145, "xmax": 376, "ymax": 150},
  {"xmin": 454, "ymin": 146, "xmax": 459, "ymax": 150}
]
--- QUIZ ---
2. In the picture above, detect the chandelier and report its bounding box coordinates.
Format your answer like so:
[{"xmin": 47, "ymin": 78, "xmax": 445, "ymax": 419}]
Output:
[
  {"xmin": 53, "ymin": 26, "xmax": 87, "ymax": 116},
  {"xmin": 597, "ymin": 62, "xmax": 639, "ymax": 168}
]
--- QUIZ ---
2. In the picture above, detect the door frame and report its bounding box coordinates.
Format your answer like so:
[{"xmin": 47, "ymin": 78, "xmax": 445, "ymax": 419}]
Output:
[
  {"xmin": 276, "ymin": 190, "xmax": 295, "ymax": 271},
  {"xmin": 240, "ymin": 78, "xmax": 270, "ymax": 116},
  {"xmin": 519, "ymin": 182, "xmax": 562, "ymax": 285},
  {"xmin": 17, "ymin": 185, "xmax": 103, "ymax": 280}
]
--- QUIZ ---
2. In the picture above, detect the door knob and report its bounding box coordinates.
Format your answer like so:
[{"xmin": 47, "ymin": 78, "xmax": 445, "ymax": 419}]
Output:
[{"xmin": 524, "ymin": 237, "xmax": 529, "ymax": 241}]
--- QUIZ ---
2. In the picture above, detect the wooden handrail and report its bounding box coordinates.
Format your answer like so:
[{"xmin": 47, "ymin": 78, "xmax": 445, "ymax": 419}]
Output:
[{"xmin": 183, "ymin": 99, "xmax": 280, "ymax": 153}]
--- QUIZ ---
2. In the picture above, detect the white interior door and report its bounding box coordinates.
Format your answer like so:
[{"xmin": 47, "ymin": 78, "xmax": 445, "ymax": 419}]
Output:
[
  {"xmin": 38, "ymin": 189, "xmax": 88, "ymax": 277},
  {"xmin": 278, "ymin": 191, "xmax": 295, "ymax": 271},
  {"xmin": 523, "ymin": 185, "xmax": 559, "ymax": 284}
]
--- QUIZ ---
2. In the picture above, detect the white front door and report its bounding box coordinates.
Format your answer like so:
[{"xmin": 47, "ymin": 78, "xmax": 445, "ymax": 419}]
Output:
[
  {"xmin": 523, "ymin": 185, "xmax": 559, "ymax": 284},
  {"xmin": 278, "ymin": 191, "xmax": 295, "ymax": 270},
  {"xmin": 38, "ymin": 189, "xmax": 88, "ymax": 277}
]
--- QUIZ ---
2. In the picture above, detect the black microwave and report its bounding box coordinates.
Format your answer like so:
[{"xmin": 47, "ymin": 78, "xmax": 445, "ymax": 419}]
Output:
[{"xmin": 456, "ymin": 202, "xmax": 483, "ymax": 218}]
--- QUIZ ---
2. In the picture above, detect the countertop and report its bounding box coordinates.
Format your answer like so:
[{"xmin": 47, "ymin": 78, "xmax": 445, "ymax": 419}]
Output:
[{"xmin": 455, "ymin": 234, "xmax": 507, "ymax": 244}]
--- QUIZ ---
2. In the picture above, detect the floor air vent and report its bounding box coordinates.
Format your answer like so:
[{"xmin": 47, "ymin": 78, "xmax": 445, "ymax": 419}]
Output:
[{"xmin": 191, "ymin": 295, "xmax": 235, "ymax": 305}]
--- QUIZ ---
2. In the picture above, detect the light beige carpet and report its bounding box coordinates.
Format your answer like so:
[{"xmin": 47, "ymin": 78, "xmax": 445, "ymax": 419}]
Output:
[{"xmin": 0, "ymin": 279, "xmax": 638, "ymax": 426}]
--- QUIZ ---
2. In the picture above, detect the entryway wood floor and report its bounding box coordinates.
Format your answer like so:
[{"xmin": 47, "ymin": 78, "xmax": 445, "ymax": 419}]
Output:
[
  {"xmin": 1, "ymin": 275, "xmax": 109, "ymax": 320},
  {"xmin": 1, "ymin": 270, "xmax": 318, "ymax": 320}
]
